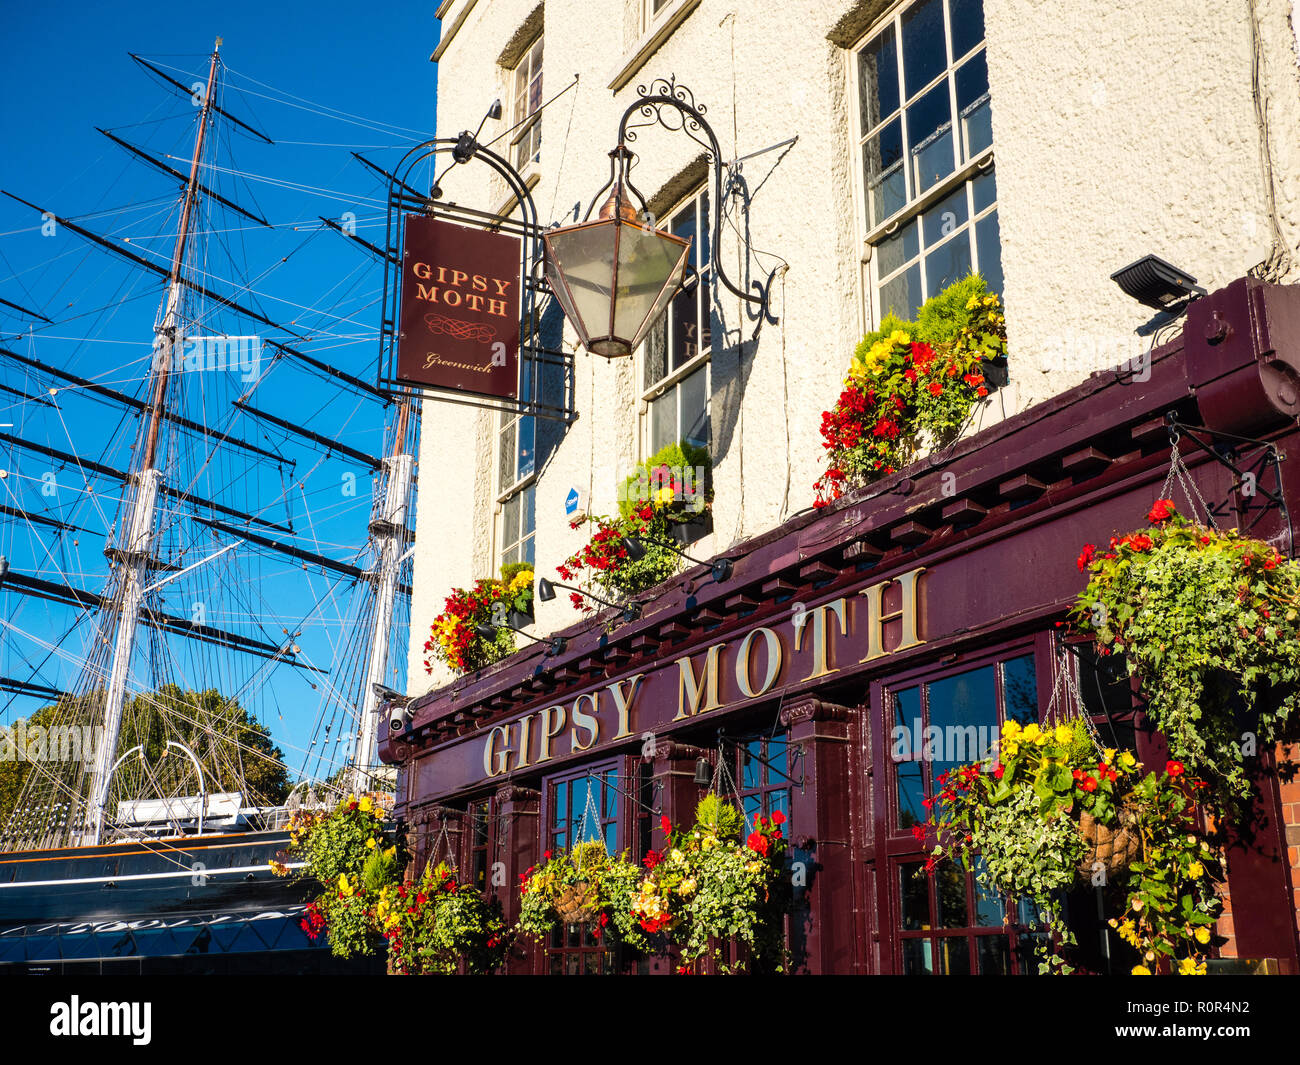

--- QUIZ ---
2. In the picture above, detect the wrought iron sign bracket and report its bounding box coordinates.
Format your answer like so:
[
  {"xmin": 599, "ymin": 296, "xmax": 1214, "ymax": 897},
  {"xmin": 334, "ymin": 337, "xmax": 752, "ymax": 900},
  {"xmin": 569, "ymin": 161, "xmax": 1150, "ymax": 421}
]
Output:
[{"xmin": 377, "ymin": 131, "xmax": 578, "ymax": 424}]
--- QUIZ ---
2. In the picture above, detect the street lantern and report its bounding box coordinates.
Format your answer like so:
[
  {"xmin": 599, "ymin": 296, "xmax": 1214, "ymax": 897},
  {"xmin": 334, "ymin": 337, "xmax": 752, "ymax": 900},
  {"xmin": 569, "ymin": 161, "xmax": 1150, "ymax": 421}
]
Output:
[{"xmin": 542, "ymin": 146, "xmax": 691, "ymax": 358}]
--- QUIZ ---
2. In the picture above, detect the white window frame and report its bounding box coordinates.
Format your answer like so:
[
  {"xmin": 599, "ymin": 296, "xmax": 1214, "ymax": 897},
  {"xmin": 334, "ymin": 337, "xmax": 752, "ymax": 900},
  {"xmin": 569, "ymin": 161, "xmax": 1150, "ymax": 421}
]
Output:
[
  {"xmin": 495, "ymin": 399, "xmax": 536, "ymax": 573},
  {"xmin": 510, "ymin": 34, "xmax": 543, "ymax": 176},
  {"xmin": 641, "ymin": 0, "xmax": 677, "ymax": 32},
  {"xmin": 638, "ymin": 186, "xmax": 712, "ymax": 463},
  {"xmin": 849, "ymin": 0, "xmax": 1001, "ymax": 327}
]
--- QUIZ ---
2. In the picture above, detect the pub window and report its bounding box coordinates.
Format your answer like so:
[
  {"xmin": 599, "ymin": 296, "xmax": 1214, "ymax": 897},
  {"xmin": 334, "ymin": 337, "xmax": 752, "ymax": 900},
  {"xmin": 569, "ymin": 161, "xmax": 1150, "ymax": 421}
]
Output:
[
  {"xmin": 545, "ymin": 761, "xmax": 623, "ymax": 974},
  {"xmin": 887, "ymin": 648, "xmax": 1040, "ymax": 974},
  {"xmin": 853, "ymin": 0, "xmax": 1002, "ymax": 321},
  {"xmin": 511, "ymin": 34, "xmax": 543, "ymax": 172},
  {"xmin": 640, "ymin": 186, "xmax": 711, "ymax": 459},
  {"xmin": 495, "ymin": 357, "xmax": 536, "ymax": 571},
  {"xmin": 733, "ymin": 730, "xmax": 793, "ymax": 833},
  {"xmin": 642, "ymin": 0, "xmax": 675, "ymax": 30},
  {"xmin": 465, "ymin": 799, "xmax": 491, "ymax": 893}
]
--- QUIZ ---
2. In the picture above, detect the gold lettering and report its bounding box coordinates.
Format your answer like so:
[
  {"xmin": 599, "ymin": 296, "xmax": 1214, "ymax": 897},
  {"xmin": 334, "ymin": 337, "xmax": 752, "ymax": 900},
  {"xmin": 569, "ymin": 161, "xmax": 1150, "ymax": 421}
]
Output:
[
  {"xmin": 443, "ymin": 289, "xmax": 462, "ymax": 307},
  {"xmin": 412, "ymin": 262, "xmax": 432, "ymax": 280},
  {"xmin": 483, "ymin": 724, "xmax": 512, "ymax": 777},
  {"xmin": 416, "ymin": 282, "xmax": 438, "ymax": 303},
  {"xmin": 794, "ymin": 599, "xmax": 847, "ymax": 680},
  {"xmin": 536, "ymin": 705, "xmax": 567, "ymax": 763},
  {"xmin": 472, "ymin": 274, "xmax": 488, "ymax": 292},
  {"xmin": 491, "ymin": 278, "xmax": 512, "ymax": 296},
  {"xmin": 450, "ymin": 269, "xmax": 468, "ymax": 287},
  {"xmin": 486, "ymin": 298, "xmax": 507, "ymax": 317},
  {"xmin": 570, "ymin": 692, "xmax": 600, "ymax": 751},
  {"xmin": 607, "ymin": 674, "xmax": 643, "ymax": 738},
  {"xmin": 464, "ymin": 293, "xmax": 485, "ymax": 312},
  {"xmin": 859, "ymin": 567, "xmax": 926, "ymax": 662},
  {"xmin": 735, "ymin": 626, "xmax": 783, "ymax": 698},
  {"xmin": 516, "ymin": 712, "xmax": 535, "ymax": 768},
  {"xmin": 674, "ymin": 645, "xmax": 726, "ymax": 721}
]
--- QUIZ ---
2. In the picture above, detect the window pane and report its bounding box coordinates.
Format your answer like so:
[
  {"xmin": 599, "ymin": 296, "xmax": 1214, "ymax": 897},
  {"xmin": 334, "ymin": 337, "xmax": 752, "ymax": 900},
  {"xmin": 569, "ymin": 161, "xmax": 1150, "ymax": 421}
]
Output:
[
  {"xmin": 863, "ymin": 117, "xmax": 906, "ymax": 225},
  {"xmin": 934, "ymin": 863, "xmax": 969, "ymax": 928},
  {"xmin": 502, "ymin": 492, "xmax": 520, "ymax": 548},
  {"xmin": 670, "ymin": 283, "xmax": 702, "ymax": 370},
  {"xmin": 907, "ymin": 82, "xmax": 955, "ymax": 196},
  {"xmin": 956, "ymin": 51, "xmax": 992, "ymax": 158},
  {"xmin": 977, "ymin": 935, "xmax": 1011, "ymax": 975},
  {"xmin": 516, "ymin": 416, "xmax": 535, "ymax": 480},
  {"xmin": 902, "ymin": 937, "xmax": 934, "ymax": 975},
  {"xmin": 973, "ymin": 856, "xmax": 1006, "ymax": 926},
  {"xmin": 972, "ymin": 166, "xmax": 997, "ymax": 213},
  {"xmin": 521, "ymin": 483, "xmax": 536, "ymax": 544},
  {"xmin": 901, "ymin": 0, "xmax": 946, "ymax": 98},
  {"xmin": 899, "ymin": 862, "xmax": 930, "ymax": 930},
  {"xmin": 949, "ymin": 0, "xmax": 985, "ymax": 60},
  {"xmin": 974, "ymin": 210, "xmax": 1003, "ymax": 297},
  {"xmin": 939, "ymin": 936, "xmax": 971, "ymax": 975},
  {"xmin": 877, "ymin": 217, "xmax": 920, "ymax": 278},
  {"xmin": 1002, "ymin": 654, "xmax": 1038, "ymax": 726},
  {"xmin": 672, "ymin": 202, "xmax": 698, "ymax": 271},
  {"xmin": 743, "ymin": 740, "xmax": 762, "ymax": 790},
  {"xmin": 928, "ymin": 665, "xmax": 997, "ymax": 786},
  {"xmin": 649, "ymin": 390, "xmax": 675, "ymax": 455},
  {"xmin": 644, "ymin": 316, "xmax": 668, "ymax": 388},
  {"xmin": 923, "ymin": 231, "xmax": 972, "ymax": 300},
  {"xmin": 922, "ymin": 186, "xmax": 969, "ymax": 248},
  {"xmin": 895, "ymin": 687, "xmax": 925, "ymax": 828},
  {"xmin": 858, "ymin": 23, "xmax": 900, "ymax": 131},
  {"xmin": 879, "ymin": 262, "xmax": 923, "ymax": 320},
  {"xmin": 680, "ymin": 366, "xmax": 708, "ymax": 451},
  {"xmin": 498, "ymin": 419, "xmax": 516, "ymax": 490}
]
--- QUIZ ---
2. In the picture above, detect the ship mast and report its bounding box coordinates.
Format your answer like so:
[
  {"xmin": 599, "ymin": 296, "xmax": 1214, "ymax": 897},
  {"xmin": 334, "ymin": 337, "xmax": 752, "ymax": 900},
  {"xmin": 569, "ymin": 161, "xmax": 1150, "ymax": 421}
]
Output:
[
  {"xmin": 350, "ymin": 397, "xmax": 413, "ymax": 794},
  {"xmin": 83, "ymin": 41, "xmax": 222, "ymax": 845}
]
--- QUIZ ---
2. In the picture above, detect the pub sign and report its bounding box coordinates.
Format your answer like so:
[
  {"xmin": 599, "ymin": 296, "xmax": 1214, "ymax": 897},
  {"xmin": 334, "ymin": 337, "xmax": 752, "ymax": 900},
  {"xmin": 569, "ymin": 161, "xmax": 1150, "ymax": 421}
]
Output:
[{"xmin": 396, "ymin": 215, "xmax": 521, "ymax": 399}]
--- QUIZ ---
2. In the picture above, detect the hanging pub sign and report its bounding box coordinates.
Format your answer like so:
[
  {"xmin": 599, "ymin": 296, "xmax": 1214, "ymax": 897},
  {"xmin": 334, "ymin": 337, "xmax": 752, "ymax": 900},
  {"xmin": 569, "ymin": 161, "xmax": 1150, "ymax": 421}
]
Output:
[{"xmin": 396, "ymin": 215, "xmax": 521, "ymax": 399}]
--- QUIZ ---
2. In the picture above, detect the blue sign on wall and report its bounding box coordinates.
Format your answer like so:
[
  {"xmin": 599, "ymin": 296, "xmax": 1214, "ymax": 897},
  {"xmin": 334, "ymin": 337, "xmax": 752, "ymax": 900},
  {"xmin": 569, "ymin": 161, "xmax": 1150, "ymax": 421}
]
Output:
[{"xmin": 565, "ymin": 488, "xmax": 580, "ymax": 516}]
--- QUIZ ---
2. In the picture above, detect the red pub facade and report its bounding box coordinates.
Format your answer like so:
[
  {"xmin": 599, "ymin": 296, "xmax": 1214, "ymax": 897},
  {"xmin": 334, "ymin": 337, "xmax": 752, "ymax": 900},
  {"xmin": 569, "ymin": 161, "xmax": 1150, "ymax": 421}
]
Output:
[{"xmin": 381, "ymin": 276, "xmax": 1300, "ymax": 974}]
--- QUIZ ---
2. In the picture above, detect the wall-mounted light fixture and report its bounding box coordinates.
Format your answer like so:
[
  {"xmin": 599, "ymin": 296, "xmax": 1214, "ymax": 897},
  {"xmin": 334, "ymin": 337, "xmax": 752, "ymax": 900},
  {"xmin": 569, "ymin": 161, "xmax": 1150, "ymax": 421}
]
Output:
[
  {"xmin": 621, "ymin": 534, "xmax": 733, "ymax": 584},
  {"xmin": 1110, "ymin": 254, "xmax": 1206, "ymax": 312},
  {"xmin": 536, "ymin": 577, "xmax": 642, "ymax": 624},
  {"xmin": 474, "ymin": 620, "xmax": 567, "ymax": 657},
  {"xmin": 542, "ymin": 77, "xmax": 780, "ymax": 359}
]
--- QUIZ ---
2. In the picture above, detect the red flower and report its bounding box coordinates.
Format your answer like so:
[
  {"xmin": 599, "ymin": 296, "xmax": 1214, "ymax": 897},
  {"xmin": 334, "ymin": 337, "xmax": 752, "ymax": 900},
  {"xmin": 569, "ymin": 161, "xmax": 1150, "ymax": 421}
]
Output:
[
  {"xmin": 924, "ymin": 855, "xmax": 938, "ymax": 875},
  {"xmin": 746, "ymin": 831, "xmax": 770, "ymax": 856},
  {"xmin": 993, "ymin": 763, "xmax": 1005, "ymax": 779},
  {"xmin": 911, "ymin": 823, "xmax": 926, "ymax": 842},
  {"xmin": 1200, "ymin": 535, "xmax": 1212, "ymax": 545},
  {"xmin": 771, "ymin": 809, "xmax": 786, "ymax": 826},
  {"xmin": 1128, "ymin": 533, "xmax": 1153, "ymax": 552},
  {"xmin": 643, "ymin": 849, "xmax": 662, "ymax": 870},
  {"xmin": 928, "ymin": 381, "xmax": 943, "ymax": 397},
  {"xmin": 1166, "ymin": 760, "xmax": 1186, "ymax": 777},
  {"xmin": 660, "ymin": 815, "xmax": 672, "ymax": 836},
  {"xmin": 1147, "ymin": 499, "xmax": 1176, "ymax": 523},
  {"xmin": 1077, "ymin": 543, "xmax": 1097, "ymax": 572},
  {"xmin": 1079, "ymin": 775, "xmax": 1098, "ymax": 793}
]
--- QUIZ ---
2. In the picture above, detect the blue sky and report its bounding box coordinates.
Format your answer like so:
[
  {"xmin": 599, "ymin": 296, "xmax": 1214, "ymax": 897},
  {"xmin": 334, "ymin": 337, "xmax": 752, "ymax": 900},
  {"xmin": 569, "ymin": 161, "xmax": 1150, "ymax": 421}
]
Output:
[{"xmin": 0, "ymin": 2, "xmax": 441, "ymax": 786}]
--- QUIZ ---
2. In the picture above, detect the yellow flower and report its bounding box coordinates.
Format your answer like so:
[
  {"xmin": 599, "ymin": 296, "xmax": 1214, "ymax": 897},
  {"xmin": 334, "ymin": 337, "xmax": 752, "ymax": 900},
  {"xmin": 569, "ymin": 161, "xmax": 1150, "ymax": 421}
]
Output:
[
  {"xmin": 1103, "ymin": 747, "xmax": 1117, "ymax": 764},
  {"xmin": 1194, "ymin": 926, "xmax": 1211, "ymax": 944},
  {"xmin": 966, "ymin": 295, "xmax": 981, "ymax": 310},
  {"xmin": 1188, "ymin": 861, "xmax": 1204, "ymax": 879},
  {"xmin": 1001, "ymin": 720, "xmax": 1022, "ymax": 738},
  {"xmin": 1178, "ymin": 957, "xmax": 1206, "ymax": 976},
  {"xmin": 656, "ymin": 485, "xmax": 676, "ymax": 505},
  {"xmin": 359, "ymin": 796, "xmax": 373, "ymax": 813},
  {"xmin": 1119, "ymin": 751, "xmax": 1137, "ymax": 770},
  {"xmin": 366, "ymin": 838, "xmax": 377, "ymax": 849},
  {"xmin": 1131, "ymin": 964, "xmax": 1151, "ymax": 975},
  {"xmin": 888, "ymin": 330, "xmax": 911, "ymax": 347},
  {"xmin": 1054, "ymin": 724, "xmax": 1073, "ymax": 745},
  {"xmin": 678, "ymin": 878, "xmax": 698, "ymax": 897}
]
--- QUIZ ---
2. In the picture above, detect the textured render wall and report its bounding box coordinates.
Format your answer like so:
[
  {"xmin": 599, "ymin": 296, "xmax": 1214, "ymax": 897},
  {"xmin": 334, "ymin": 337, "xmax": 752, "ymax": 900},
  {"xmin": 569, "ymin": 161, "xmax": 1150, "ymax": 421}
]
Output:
[
  {"xmin": 984, "ymin": 0, "xmax": 1299, "ymax": 411},
  {"xmin": 407, "ymin": 0, "xmax": 1300, "ymax": 695}
]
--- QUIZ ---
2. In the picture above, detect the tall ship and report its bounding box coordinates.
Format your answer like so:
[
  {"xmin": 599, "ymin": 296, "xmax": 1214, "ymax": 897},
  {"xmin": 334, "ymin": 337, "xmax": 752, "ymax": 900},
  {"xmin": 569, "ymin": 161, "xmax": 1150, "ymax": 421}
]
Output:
[{"xmin": 0, "ymin": 40, "xmax": 412, "ymax": 974}]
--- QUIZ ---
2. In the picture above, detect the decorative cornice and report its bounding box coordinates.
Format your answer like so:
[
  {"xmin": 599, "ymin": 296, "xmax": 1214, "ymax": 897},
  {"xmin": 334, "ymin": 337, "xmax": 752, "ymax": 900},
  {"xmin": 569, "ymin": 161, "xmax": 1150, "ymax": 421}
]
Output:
[{"xmin": 781, "ymin": 698, "xmax": 854, "ymax": 728}]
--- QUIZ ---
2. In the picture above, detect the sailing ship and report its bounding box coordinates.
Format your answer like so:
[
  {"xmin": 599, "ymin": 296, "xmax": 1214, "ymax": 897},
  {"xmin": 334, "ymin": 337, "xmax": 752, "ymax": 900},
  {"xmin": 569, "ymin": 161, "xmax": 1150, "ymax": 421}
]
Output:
[{"xmin": 0, "ymin": 40, "xmax": 413, "ymax": 973}]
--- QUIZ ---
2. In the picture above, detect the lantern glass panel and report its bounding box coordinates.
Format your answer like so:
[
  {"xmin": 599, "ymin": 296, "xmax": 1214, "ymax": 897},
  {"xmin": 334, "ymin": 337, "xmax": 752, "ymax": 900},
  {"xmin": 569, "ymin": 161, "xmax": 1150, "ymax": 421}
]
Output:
[
  {"xmin": 545, "ymin": 222, "xmax": 619, "ymax": 340},
  {"xmin": 612, "ymin": 221, "xmax": 690, "ymax": 346}
]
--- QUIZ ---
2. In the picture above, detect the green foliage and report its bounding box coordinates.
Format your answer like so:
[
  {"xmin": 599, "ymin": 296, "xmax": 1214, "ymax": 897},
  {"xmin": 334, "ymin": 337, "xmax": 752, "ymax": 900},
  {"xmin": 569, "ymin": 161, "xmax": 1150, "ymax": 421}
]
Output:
[
  {"xmin": 499, "ymin": 560, "xmax": 533, "ymax": 585},
  {"xmin": 560, "ymin": 511, "xmax": 682, "ymax": 607},
  {"xmin": 617, "ymin": 440, "xmax": 712, "ymax": 521},
  {"xmin": 1073, "ymin": 501, "xmax": 1300, "ymax": 801},
  {"xmin": 694, "ymin": 793, "xmax": 742, "ymax": 840}
]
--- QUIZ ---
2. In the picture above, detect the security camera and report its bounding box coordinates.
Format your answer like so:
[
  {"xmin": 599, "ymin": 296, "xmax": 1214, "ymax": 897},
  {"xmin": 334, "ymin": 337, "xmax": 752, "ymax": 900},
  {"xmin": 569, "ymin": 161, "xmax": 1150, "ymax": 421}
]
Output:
[{"xmin": 389, "ymin": 705, "xmax": 412, "ymax": 733}]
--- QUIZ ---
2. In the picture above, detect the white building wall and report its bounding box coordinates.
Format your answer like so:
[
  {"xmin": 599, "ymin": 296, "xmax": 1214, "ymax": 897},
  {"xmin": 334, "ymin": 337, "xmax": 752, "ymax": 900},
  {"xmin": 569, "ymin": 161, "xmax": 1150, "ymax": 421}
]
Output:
[{"xmin": 407, "ymin": 0, "xmax": 1300, "ymax": 696}]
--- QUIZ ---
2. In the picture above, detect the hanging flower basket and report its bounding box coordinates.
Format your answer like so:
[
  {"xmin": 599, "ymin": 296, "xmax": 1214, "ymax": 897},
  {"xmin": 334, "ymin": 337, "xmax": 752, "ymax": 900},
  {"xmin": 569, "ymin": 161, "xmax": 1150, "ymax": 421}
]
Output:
[
  {"xmin": 554, "ymin": 879, "xmax": 601, "ymax": 924},
  {"xmin": 1073, "ymin": 499, "xmax": 1300, "ymax": 801},
  {"xmin": 1076, "ymin": 804, "xmax": 1140, "ymax": 879}
]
